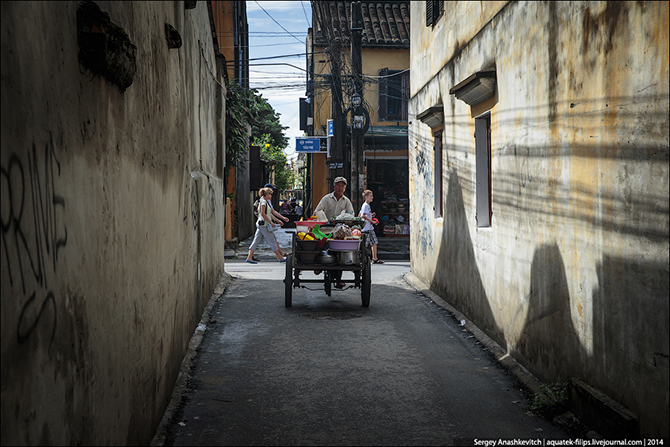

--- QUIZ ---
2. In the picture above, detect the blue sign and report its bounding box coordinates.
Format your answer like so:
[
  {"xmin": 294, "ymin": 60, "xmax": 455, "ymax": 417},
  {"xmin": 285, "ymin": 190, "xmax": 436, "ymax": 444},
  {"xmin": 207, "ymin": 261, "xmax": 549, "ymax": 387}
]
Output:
[
  {"xmin": 295, "ymin": 137, "xmax": 321, "ymax": 152},
  {"xmin": 327, "ymin": 119, "xmax": 334, "ymax": 137}
]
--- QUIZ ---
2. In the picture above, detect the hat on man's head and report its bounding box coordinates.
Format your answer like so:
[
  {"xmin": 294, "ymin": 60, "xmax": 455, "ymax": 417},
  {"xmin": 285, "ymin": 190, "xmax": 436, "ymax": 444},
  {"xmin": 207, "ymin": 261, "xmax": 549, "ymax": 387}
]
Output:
[
  {"xmin": 333, "ymin": 176, "xmax": 347, "ymax": 185},
  {"xmin": 264, "ymin": 183, "xmax": 277, "ymax": 190}
]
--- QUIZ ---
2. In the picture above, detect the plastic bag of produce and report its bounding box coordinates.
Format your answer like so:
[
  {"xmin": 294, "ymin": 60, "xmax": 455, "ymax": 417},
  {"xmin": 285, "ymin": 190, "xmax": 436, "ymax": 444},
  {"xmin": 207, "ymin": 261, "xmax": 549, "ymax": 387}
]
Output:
[
  {"xmin": 332, "ymin": 223, "xmax": 352, "ymax": 239},
  {"xmin": 334, "ymin": 211, "xmax": 356, "ymax": 221}
]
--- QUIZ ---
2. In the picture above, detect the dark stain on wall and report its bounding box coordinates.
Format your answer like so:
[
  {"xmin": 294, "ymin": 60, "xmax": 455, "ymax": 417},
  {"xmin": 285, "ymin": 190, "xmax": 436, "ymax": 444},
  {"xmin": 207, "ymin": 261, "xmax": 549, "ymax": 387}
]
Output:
[
  {"xmin": 582, "ymin": 2, "xmax": 628, "ymax": 57},
  {"xmin": 547, "ymin": 1, "xmax": 559, "ymax": 128},
  {"xmin": 77, "ymin": 1, "xmax": 137, "ymax": 92}
]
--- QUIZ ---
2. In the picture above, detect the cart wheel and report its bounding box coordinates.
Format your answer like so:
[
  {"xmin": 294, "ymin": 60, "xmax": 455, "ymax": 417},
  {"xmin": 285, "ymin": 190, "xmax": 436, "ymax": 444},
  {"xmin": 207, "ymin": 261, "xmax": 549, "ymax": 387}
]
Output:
[
  {"xmin": 285, "ymin": 255, "xmax": 293, "ymax": 307},
  {"xmin": 361, "ymin": 257, "xmax": 371, "ymax": 307},
  {"xmin": 324, "ymin": 271, "xmax": 331, "ymax": 296}
]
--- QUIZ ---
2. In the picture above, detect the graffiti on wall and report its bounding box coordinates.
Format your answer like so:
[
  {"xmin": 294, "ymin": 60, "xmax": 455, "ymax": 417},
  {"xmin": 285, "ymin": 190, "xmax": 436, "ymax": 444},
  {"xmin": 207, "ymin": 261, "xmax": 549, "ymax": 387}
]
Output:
[
  {"xmin": 1, "ymin": 137, "xmax": 67, "ymax": 343},
  {"xmin": 190, "ymin": 184, "xmax": 199, "ymax": 230},
  {"xmin": 413, "ymin": 138, "xmax": 434, "ymax": 257}
]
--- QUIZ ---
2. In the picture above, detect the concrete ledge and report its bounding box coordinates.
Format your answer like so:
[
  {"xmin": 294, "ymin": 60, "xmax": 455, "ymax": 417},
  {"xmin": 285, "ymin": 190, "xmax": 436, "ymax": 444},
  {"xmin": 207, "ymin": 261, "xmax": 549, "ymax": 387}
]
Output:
[
  {"xmin": 378, "ymin": 251, "xmax": 410, "ymax": 260},
  {"xmin": 570, "ymin": 378, "xmax": 640, "ymax": 439},
  {"xmin": 403, "ymin": 273, "xmax": 645, "ymax": 440},
  {"xmin": 224, "ymin": 249, "xmax": 236, "ymax": 259}
]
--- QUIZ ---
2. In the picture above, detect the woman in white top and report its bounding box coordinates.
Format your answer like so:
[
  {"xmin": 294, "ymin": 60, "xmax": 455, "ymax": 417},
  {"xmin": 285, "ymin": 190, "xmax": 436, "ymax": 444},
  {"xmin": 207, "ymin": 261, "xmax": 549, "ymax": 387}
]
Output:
[
  {"xmin": 359, "ymin": 190, "xmax": 384, "ymax": 264},
  {"xmin": 246, "ymin": 187, "xmax": 287, "ymax": 263}
]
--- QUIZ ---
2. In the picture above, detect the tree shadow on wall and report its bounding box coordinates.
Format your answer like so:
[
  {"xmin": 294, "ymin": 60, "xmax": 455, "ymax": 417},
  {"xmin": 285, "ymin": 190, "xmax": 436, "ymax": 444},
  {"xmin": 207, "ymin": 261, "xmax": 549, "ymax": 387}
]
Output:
[
  {"xmin": 591, "ymin": 256, "xmax": 669, "ymax": 438},
  {"xmin": 511, "ymin": 244, "xmax": 583, "ymax": 384},
  {"xmin": 430, "ymin": 168, "xmax": 506, "ymax": 350}
]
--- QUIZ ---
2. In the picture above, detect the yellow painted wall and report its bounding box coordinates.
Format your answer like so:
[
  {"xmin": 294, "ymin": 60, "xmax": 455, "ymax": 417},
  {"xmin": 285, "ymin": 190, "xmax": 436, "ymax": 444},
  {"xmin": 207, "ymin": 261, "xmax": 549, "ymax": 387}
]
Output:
[
  {"xmin": 311, "ymin": 44, "xmax": 409, "ymax": 208},
  {"xmin": 211, "ymin": 1, "xmax": 236, "ymax": 80},
  {"xmin": 313, "ymin": 45, "xmax": 409, "ymax": 129},
  {"xmin": 410, "ymin": 1, "xmax": 508, "ymax": 96},
  {"xmin": 361, "ymin": 47, "xmax": 409, "ymax": 125},
  {"xmin": 409, "ymin": 1, "xmax": 669, "ymax": 438},
  {"xmin": 312, "ymin": 45, "xmax": 332, "ymax": 136},
  {"xmin": 311, "ymin": 153, "xmax": 330, "ymax": 212}
]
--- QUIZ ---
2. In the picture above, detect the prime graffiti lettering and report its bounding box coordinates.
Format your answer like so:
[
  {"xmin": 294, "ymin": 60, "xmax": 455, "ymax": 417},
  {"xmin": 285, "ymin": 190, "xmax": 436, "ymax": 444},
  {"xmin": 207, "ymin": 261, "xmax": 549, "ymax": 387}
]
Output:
[{"xmin": 1, "ymin": 137, "xmax": 67, "ymax": 343}]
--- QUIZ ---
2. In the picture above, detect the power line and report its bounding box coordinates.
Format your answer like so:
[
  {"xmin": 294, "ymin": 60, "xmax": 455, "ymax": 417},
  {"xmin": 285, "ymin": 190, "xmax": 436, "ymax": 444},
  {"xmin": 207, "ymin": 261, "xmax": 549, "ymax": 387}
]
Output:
[
  {"xmin": 220, "ymin": 42, "xmax": 304, "ymax": 49},
  {"xmin": 301, "ymin": 1, "xmax": 311, "ymax": 27},
  {"xmin": 254, "ymin": 1, "xmax": 305, "ymax": 45},
  {"xmin": 247, "ymin": 31, "xmax": 309, "ymax": 35},
  {"xmin": 250, "ymin": 84, "xmax": 307, "ymax": 89},
  {"xmin": 362, "ymin": 68, "xmax": 411, "ymax": 79},
  {"xmin": 224, "ymin": 51, "xmax": 325, "ymax": 64}
]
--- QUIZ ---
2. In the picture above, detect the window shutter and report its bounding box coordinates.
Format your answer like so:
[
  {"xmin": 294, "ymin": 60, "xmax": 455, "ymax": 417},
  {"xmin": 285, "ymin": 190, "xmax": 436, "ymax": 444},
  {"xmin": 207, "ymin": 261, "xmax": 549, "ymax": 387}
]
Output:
[
  {"xmin": 378, "ymin": 67, "xmax": 388, "ymax": 121},
  {"xmin": 426, "ymin": 1, "xmax": 434, "ymax": 26},
  {"xmin": 401, "ymin": 70, "xmax": 409, "ymax": 121},
  {"xmin": 475, "ymin": 116, "xmax": 491, "ymax": 227}
]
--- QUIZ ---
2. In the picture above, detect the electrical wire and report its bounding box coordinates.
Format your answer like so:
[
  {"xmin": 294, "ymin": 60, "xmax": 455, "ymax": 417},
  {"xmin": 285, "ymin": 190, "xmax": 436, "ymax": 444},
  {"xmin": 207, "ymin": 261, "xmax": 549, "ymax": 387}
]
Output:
[
  {"xmin": 361, "ymin": 68, "xmax": 410, "ymax": 79},
  {"xmin": 246, "ymin": 31, "xmax": 308, "ymax": 35},
  {"xmin": 225, "ymin": 51, "xmax": 326, "ymax": 65},
  {"xmin": 301, "ymin": 1, "xmax": 312, "ymax": 27},
  {"xmin": 255, "ymin": 1, "xmax": 306, "ymax": 45},
  {"xmin": 251, "ymin": 85, "xmax": 308, "ymax": 91},
  {"xmin": 220, "ymin": 42, "xmax": 305, "ymax": 49}
]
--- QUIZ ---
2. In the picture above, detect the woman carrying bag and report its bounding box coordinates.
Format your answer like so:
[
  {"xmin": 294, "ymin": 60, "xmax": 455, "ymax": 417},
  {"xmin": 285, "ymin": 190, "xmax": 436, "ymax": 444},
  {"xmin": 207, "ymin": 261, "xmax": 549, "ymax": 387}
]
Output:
[{"xmin": 246, "ymin": 187, "xmax": 288, "ymax": 264}]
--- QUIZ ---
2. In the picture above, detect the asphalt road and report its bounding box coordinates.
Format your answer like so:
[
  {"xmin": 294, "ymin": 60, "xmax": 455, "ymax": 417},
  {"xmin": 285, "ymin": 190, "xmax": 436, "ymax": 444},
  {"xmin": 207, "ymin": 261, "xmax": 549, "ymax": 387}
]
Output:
[{"xmin": 161, "ymin": 260, "xmax": 569, "ymax": 445}]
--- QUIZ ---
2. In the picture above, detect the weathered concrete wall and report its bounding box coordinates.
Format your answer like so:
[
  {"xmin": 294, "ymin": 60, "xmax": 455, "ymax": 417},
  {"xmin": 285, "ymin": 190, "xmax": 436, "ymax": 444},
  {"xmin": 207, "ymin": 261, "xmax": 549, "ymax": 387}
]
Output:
[
  {"xmin": 1, "ymin": 1, "xmax": 226, "ymax": 444},
  {"xmin": 409, "ymin": 1, "xmax": 669, "ymax": 438}
]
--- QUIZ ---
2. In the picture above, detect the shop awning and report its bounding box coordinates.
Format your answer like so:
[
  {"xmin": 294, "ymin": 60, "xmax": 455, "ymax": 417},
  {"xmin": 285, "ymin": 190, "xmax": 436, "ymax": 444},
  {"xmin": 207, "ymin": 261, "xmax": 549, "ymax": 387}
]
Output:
[
  {"xmin": 365, "ymin": 125, "xmax": 408, "ymax": 137},
  {"xmin": 363, "ymin": 125, "xmax": 408, "ymax": 151}
]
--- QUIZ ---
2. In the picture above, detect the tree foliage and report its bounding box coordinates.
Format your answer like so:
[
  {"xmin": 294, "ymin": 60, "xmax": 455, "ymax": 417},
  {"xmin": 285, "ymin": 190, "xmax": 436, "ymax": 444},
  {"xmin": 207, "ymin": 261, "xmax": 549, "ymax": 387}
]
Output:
[
  {"xmin": 225, "ymin": 80, "xmax": 290, "ymax": 190},
  {"xmin": 256, "ymin": 135, "xmax": 294, "ymax": 192},
  {"xmin": 249, "ymin": 92, "xmax": 288, "ymax": 149},
  {"xmin": 225, "ymin": 82, "xmax": 288, "ymax": 167},
  {"xmin": 225, "ymin": 80, "xmax": 251, "ymax": 170}
]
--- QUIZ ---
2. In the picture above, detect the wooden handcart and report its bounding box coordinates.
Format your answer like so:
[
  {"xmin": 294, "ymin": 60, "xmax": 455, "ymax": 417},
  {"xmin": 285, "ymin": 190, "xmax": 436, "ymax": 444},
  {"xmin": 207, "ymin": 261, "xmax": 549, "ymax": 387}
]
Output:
[{"xmin": 283, "ymin": 232, "xmax": 372, "ymax": 308}]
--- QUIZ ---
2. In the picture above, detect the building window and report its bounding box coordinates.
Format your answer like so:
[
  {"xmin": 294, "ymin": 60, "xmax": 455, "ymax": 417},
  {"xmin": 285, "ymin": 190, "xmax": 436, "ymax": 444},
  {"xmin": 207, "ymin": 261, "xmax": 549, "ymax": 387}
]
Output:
[
  {"xmin": 426, "ymin": 1, "xmax": 444, "ymax": 27},
  {"xmin": 475, "ymin": 113, "xmax": 492, "ymax": 227},
  {"xmin": 434, "ymin": 130, "xmax": 443, "ymax": 218},
  {"xmin": 378, "ymin": 68, "xmax": 409, "ymax": 121}
]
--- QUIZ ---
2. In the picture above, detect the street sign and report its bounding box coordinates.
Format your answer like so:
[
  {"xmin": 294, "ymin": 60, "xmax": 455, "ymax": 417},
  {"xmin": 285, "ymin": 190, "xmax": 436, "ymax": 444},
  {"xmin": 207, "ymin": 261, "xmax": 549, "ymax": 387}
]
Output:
[
  {"xmin": 327, "ymin": 119, "xmax": 333, "ymax": 137},
  {"xmin": 295, "ymin": 137, "xmax": 321, "ymax": 152}
]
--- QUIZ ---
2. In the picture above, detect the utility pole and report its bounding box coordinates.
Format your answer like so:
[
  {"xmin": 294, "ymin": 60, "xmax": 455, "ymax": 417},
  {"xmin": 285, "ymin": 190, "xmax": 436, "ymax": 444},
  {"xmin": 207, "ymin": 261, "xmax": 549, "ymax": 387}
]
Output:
[
  {"xmin": 329, "ymin": 62, "xmax": 345, "ymax": 179},
  {"xmin": 350, "ymin": 1, "xmax": 364, "ymax": 213},
  {"xmin": 313, "ymin": 1, "xmax": 346, "ymax": 183}
]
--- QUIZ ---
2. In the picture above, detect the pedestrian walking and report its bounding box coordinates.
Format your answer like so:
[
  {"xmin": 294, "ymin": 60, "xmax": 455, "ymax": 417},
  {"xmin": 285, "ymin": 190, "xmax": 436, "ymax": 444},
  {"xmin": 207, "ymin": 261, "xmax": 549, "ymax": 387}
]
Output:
[
  {"xmin": 263, "ymin": 183, "xmax": 291, "ymax": 258},
  {"xmin": 359, "ymin": 190, "xmax": 384, "ymax": 263},
  {"xmin": 246, "ymin": 187, "xmax": 287, "ymax": 263}
]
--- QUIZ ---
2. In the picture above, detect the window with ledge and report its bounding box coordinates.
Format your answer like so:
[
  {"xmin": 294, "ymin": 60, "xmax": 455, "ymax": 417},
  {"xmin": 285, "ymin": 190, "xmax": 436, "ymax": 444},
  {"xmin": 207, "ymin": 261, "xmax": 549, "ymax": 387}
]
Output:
[
  {"xmin": 426, "ymin": 1, "xmax": 444, "ymax": 27},
  {"xmin": 378, "ymin": 68, "xmax": 409, "ymax": 122}
]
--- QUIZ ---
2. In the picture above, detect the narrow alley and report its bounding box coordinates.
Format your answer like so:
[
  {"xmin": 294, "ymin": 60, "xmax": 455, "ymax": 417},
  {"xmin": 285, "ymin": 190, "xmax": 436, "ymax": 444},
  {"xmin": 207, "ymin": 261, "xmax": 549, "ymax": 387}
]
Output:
[{"xmin": 152, "ymin": 254, "xmax": 570, "ymax": 445}]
